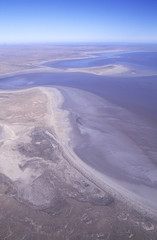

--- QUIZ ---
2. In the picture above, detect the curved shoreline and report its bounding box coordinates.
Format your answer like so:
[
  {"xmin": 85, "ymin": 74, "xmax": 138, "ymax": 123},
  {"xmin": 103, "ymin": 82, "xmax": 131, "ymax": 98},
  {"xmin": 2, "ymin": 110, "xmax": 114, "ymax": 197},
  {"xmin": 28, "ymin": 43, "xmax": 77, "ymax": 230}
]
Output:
[
  {"xmin": 1, "ymin": 45, "xmax": 157, "ymax": 239},
  {"xmin": 0, "ymin": 86, "xmax": 157, "ymax": 220},
  {"xmin": 44, "ymin": 86, "xmax": 157, "ymax": 219}
]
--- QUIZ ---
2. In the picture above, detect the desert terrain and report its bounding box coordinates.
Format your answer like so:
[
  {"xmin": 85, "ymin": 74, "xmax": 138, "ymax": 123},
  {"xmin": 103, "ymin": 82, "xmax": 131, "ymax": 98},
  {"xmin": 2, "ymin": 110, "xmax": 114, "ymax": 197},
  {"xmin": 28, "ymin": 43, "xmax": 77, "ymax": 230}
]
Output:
[{"xmin": 0, "ymin": 45, "xmax": 157, "ymax": 239}]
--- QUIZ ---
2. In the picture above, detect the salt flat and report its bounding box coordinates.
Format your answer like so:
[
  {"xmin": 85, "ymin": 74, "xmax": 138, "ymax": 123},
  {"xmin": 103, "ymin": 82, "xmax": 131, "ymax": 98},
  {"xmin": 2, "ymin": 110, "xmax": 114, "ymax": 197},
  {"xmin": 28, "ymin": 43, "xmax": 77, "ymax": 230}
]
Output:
[
  {"xmin": 0, "ymin": 44, "xmax": 157, "ymax": 239},
  {"xmin": 59, "ymin": 86, "xmax": 157, "ymax": 216},
  {"xmin": 0, "ymin": 86, "xmax": 157, "ymax": 239}
]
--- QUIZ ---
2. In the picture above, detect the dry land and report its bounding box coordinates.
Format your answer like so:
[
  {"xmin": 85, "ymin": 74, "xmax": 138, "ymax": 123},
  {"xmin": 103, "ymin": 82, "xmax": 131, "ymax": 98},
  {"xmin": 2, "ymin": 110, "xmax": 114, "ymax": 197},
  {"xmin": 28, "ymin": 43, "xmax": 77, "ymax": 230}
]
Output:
[
  {"xmin": 0, "ymin": 45, "xmax": 157, "ymax": 239},
  {"xmin": 1, "ymin": 44, "xmax": 157, "ymax": 77},
  {"xmin": 0, "ymin": 87, "xmax": 157, "ymax": 239}
]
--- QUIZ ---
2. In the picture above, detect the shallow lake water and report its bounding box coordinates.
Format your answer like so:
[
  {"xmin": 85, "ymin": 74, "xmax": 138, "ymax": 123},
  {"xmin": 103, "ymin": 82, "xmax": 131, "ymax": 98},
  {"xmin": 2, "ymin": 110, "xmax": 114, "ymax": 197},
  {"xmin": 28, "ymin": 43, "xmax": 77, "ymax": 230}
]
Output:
[
  {"xmin": 43, "ymin": 51, "xmax": 157, "ymax": 70},
  {"xmin": 0, "ymin": 51, "xmax": 157, "ymax": 214},
  {"xmin": 0, "ymin": 72, "xmax": 157, "ymax": 126}
]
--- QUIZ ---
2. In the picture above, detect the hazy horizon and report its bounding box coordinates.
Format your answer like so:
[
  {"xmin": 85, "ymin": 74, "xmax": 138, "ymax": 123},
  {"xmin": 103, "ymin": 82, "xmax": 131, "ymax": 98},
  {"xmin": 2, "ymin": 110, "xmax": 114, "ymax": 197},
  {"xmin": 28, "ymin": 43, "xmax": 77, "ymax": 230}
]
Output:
[
  {"xmin": 1, "ymin": 2, "xmax": 157, "ymax": 237},
  {"xmin": 1, "ymin": 42, "xmax": 157, "ymax": 46}
]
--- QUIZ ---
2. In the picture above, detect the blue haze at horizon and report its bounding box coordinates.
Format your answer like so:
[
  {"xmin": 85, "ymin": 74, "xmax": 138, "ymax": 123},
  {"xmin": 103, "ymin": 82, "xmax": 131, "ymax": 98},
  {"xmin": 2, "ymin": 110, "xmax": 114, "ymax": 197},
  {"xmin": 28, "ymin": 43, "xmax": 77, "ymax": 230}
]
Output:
[{"xmin": 0, "ymin": 0, "xmax": 157, "ymax": 43}]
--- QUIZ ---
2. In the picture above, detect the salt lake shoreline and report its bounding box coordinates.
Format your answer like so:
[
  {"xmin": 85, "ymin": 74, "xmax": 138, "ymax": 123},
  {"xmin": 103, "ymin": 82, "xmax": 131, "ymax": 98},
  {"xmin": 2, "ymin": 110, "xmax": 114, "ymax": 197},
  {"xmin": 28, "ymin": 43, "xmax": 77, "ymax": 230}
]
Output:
[
  {"xmin": 0, "ymin": 85, "xmax": 157, "ymax": 220},
  {"xmin": 42, "ymin": 86, "xmax": 157, "ymax": 220}
]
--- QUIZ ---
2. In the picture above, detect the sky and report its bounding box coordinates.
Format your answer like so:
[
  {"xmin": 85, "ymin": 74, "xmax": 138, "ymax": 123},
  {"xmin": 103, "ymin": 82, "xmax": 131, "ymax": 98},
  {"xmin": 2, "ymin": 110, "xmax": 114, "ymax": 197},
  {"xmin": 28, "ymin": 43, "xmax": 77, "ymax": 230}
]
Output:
[{"xmin": 0, "ymin": 0, "xmax": 157, "ymax": 43}]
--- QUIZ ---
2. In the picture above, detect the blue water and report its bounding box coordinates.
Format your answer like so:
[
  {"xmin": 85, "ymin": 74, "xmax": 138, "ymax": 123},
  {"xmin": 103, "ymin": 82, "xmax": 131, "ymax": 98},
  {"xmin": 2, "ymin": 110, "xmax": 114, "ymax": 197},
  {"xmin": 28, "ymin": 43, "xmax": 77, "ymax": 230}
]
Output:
[
  {"xmin": 1, "ymin": 49, "xmax": 157, "ymax": 217},
  {"xmin": 58, "ymin": 58, "xmax": 97, "ymax": 68},
  {"xmin": 43, "ymin": 51, "xmax": 157, "ymax": 70},
  {"xmin": 0, "ymin": 72, "xmax": 157, "ymax": 126},
  {"xmin": 0, "ymin": 50, "xmax": 157, "ymax": 125}
]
